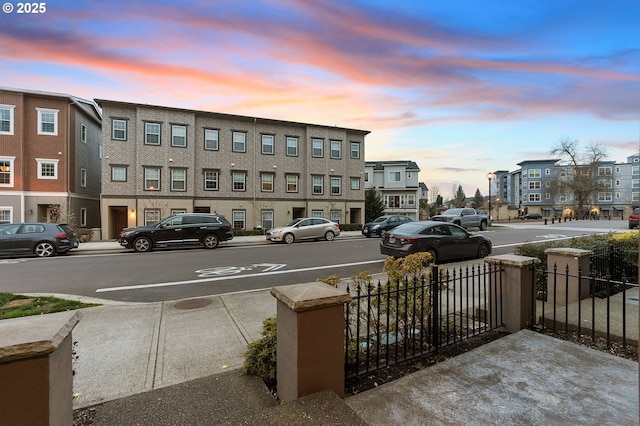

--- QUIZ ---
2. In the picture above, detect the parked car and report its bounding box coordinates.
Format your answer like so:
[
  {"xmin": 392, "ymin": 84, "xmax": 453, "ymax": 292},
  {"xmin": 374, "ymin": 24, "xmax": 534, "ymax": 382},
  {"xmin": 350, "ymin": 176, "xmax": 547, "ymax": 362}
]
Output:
[
  {"xmin": 0, "ymin": 222, "xmax": 79, "ymax": 257},
  {"xmin": 629, "ymin": 208, "xmax": 640, "ymax": 229},
  {"xmin": 361, "ymin": 215, "xmax": 414, "ymax": 237},
  {"xmin": 119, "ymin": 214, "xmax": 233, "ymax": 252},
  {"xmin": 379, "ymin": 221, "xmax": 492, "ymax": 262},
  {"xmin": 431, "ymin": 208, "xmax": 490, "ymax": 230},
  {"xmin": 521, "ymin": 213, "xmax": 543, "ymax": 220},
  {"xmin": 266, "ymin": 218, "xmax": 340, "ymax": 244}
]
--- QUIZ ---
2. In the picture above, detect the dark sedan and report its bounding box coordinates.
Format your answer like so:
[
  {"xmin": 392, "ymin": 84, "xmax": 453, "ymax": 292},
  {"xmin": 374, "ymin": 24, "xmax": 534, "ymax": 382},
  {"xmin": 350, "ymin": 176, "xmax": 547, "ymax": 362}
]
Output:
[
  {"xmin": 362, "ymin": 215, "xmax": 414, "ymax": 237},
  {"xmin": 379, "ymin": 221, "xmax": 492, "ymax": 263},
  {"xmin": 0, "ymin": 222, "xmax": 79, "ymax": 257}
]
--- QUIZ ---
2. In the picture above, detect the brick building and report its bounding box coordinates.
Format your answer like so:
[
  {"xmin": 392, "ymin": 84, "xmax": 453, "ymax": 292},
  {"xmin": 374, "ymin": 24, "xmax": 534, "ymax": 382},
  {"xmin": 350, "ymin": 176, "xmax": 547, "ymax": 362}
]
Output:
[
  {"xmin": 97, "ymin": 99, "xmax": 369, "ymax": 239},
  {"xmin": 0, "ymin": 87, "xmax": 102, "ymax": 227}
]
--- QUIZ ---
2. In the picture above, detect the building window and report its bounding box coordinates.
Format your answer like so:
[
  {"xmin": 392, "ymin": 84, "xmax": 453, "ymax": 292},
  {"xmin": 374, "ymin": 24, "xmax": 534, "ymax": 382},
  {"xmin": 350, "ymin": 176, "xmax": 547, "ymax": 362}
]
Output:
[
  {"xmin": 204, "ymin": 170, "xmax": 219, "ymax": 190},
  {"xmin": 81, "ymin": 168, "xmax": 87, "ymax": 187},
  {"xmin": 559, "ymin": 195, "xmax": 567, "ymax": 202},
  {"xmin": 81, "ymin": 124, "xmax": 87, "ymax": 143},
  {"xmin": 387, "ymin": 195, "xmax": 400, "ymax": 208},
  {"xmin": 330, "ymin": 177, "xmax": 341, "ymax": 195},
  {"xmin": 0, "ymin": 105, "xmax": 15, "ymax": 135},
  {"xmin": 598, "ymin": 167, "xmax": 612, "ymax": 176},
  {"xmin": 312, "ymin": 138, "xmax": 323, "ymax": 157},
  {"xmin": 36, "ymin": 158, "xmax": 59, "ymax": 179},
  {"xmin": 330, "ymin": 140, "xmax": 341, "ymax": 159},
  {"xmin": 261, "ymin": 134, "xmax": 274, "ymax": 154},
  {"xmin": 233, "ymin": 131, "xmax": 246, "ymax": 152},
  {"xmin": 171, "ymin": 125, "xmax": 187, "ymax": 147},
  {"xmin": 330, "ymin": 210, "xmax": 341, "ymax": 223},
  {"xmin": 170, "ymin": 168, "xmax": 187, "ymax": 191},
  {"xmin": 286, "ymin": 137, "xmax": 298, "ymax": 156},
  {"xmin": 312, "ymin": 175, "xmax": 323, "ymax": 194},
  {"xmin": 407, "ymin": 194, "xmax": 415, "ymax": 205},
  {"xmin": 262, "ymin": 210, "xmax": 274, "ymax": 230},
  {"xmin": 232, "ymin": 210, "xmax": 246, "ymax": 229},
  {"xmin": 350, "ymin": 142, "xmax": 360, "ymax": 159},
  {"xmin": 261, "ymin": 173, "xmax": 274, "ymax": 192},
  {"xmin": 144, "ymin": 167, "xmax": 161, "ymax": 190},
  {"xmin": 80, "ymin": 208, "xmax": 87, "ymax": 227},
  {"xmin": 204, "ymin": 129, "xmax": 219, "ymax": 150},
  {"xmin": 598, "ymin": 192, "xmax": 613, "ymax": 202},
  {"xmin": 388, "ymin": 171, "xmax": 401, "ymax": 182},
  {"xmin": 312, "ymin": 210, "xmax": 324, "ymax": 218},
  {"xmin": 171, "ymin": 209, "xmax": 187, "ymax": 216},
  {"xmin": 529, "ymin": 181, "xmax": 541, "ymax": 190},
  {"xmin": 111, "ymin": 166, "xmax": 127, "ymax": 182},
  {"xmin": 528, "ymin": 193, "xmax": 541, "ymax": 202},
  {"xmin": 145, "ymin": 209, "xmax": 161, "ymax": 226},
  {"xmin": 364, "ymin": 172, "xmax": 369, "ymax": 182},
  {"xmin": 351, "ymin": 177, "xmax": 360, "ymax": 190},
  {"xmin": 232, "ymin": 172, "xmax": 246, "ymax": 191},
  {"xmin": 0, "ymin": 207, "xmax": 12, "ymax": 224},
  {"xmin": 0, "ymin": 156, "xmax": 15, "ymax": 187},
  {"xmin": 37, "ymin": 108, "xmax": 58, "ymax": 135},
  {"xmin": 112, "ymin": 119, "xmax": 127, "ymax": 140},
  {"xmin": 529, "ymin": 169, "xmax": 541, "ymax": 178},
  {"xmin": 286, "ymin": 174, "xmax": 298, "ymax": 192},
  {"xmin": 145, "ymin": 122, "xmax": 161, "ymax": 145},
  {"xmin": 545, "ymin": 168, "xmax": 550, "ymax": 175}
]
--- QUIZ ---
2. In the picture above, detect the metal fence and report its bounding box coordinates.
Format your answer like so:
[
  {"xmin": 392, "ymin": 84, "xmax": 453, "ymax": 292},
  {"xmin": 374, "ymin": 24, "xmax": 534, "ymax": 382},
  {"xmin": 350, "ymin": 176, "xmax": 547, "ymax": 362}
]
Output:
[
  {"xmin": 589, "ymin": 243, "xmax": 638, "ymax": 296},
  {"xmin": 529, "ymin": 263, "xmax": 638, "ymax": 349},
  {"xmin": 344, "ymin": 263, "xmax": 504, "ymax": 380}
]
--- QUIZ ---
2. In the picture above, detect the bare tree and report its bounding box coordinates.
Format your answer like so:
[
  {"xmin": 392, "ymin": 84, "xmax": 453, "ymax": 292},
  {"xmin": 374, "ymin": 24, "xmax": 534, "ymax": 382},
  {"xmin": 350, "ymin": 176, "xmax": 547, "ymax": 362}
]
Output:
[{"xmin": 549, "ymin": 137, "xmax": 609, "ymax": 218}]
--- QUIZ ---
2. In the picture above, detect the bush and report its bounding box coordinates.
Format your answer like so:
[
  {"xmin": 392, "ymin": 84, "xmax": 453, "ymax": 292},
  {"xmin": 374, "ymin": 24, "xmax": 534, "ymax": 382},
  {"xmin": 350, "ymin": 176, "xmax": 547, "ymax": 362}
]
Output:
[
  {"xmin": 242, "ymin": 316, "xmax": 277, "ymax": 384},
  {"xmin": 339, "ymin": 223, "xmax": 362, "ymax": 232},
  {"xmin": 75, "ymin": 227, "xmax": 94, "ymax": 242}
]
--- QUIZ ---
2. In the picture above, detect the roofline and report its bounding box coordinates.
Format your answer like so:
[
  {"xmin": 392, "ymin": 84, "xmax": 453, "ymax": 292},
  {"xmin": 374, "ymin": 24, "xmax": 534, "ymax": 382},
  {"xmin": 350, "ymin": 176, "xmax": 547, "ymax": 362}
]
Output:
[
  {"xmin": 95, "ymin": 98, "xmax": 370, "ymax": 135},
  {"xmin": 1, "ymin": 86, "xmax": 102, "ymax": 123}
]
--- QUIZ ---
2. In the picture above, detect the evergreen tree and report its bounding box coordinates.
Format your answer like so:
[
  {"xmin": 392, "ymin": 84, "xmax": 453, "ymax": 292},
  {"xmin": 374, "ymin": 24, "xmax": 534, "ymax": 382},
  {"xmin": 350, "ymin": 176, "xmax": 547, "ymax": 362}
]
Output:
[
  {"xmin": 471, "ymin": 189, "xmax": 484, "ymax": 209},
  {"xmin": 365, "ymin": 188, "xmax": 385, "ymax": 223},
  {"xmin": 451, "ymin": 185, "xmax": 467, "ymax": 207}
]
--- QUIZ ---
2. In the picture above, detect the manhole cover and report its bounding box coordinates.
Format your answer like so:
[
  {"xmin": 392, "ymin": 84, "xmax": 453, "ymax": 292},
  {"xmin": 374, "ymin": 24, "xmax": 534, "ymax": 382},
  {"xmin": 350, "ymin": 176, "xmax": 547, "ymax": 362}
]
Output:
[{"xmin": 173, "ymin": 298, "xmax": 212, "ymax": 310}]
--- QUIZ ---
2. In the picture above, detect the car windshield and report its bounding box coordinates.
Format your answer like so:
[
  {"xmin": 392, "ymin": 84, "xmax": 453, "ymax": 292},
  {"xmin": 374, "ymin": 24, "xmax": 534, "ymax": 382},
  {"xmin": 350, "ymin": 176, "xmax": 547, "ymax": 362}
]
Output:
[
  {"xmin": 441, "ymin": 209, "xmax": 462, "ymax": 215},
  {"xmin": 286, "ymin": 219, "xmax": 303, "ymax": 227},
  {"xmin": 373, "ymin": 217, "xmax": 387, "ymax": 223}
]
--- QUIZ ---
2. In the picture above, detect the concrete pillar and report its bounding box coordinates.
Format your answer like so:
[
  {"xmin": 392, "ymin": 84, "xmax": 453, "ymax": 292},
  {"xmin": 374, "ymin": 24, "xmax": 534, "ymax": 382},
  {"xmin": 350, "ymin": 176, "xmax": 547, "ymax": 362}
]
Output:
[
  {"xmin": 544, "ymin": 248, "xmax": 591, "ymax": 306},
  {"xmin": 0, "ymin": 310, "xmax": 82, "ymax": 426},
  {"xmin": 271, "ymin": 282, "xmax": 351, "ymax": 403},
  {"xmin": 485, "ymin": 254, "xmax": 540, "ymax": 333}
]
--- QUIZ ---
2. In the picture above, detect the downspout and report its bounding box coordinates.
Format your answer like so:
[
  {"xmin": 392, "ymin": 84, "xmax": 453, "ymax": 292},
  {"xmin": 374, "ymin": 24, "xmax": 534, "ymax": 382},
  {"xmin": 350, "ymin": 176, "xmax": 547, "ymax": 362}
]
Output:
[
  {"xmin": 67, "ymin": 101, "xmax": 72, "ymax": 223},
  {"xmin": 253, "ymin": 117, "xmax": 257, "ymax": 228}
]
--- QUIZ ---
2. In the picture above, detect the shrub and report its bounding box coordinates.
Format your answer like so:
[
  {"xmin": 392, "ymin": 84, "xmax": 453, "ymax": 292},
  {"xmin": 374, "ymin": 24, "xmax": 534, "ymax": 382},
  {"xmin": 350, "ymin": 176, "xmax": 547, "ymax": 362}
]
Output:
[{"xmin": 242, "ymin": 317, "xmax": 277, "ymax": 384}]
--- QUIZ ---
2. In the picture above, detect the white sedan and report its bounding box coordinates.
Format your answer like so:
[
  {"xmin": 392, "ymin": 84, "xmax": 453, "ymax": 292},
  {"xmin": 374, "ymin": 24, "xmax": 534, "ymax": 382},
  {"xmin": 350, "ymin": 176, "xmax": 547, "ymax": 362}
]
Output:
[{"xmin": 266, "ymin": 218, "xmax": 341, "ymax": 244}]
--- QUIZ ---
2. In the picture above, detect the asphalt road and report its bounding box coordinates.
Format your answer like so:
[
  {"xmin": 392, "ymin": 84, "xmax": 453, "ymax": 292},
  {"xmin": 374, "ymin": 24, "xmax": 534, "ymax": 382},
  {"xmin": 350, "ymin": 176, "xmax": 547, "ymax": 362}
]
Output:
[{"xmin": 0, "ymin": 219, "xmax": 630, "ymax": 302}]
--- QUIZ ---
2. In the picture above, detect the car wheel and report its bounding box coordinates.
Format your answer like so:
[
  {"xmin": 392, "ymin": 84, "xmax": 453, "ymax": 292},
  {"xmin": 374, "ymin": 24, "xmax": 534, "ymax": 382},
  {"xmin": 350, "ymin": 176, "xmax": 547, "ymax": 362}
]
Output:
[
  {"xmin": 426, "ymin": 248, "xmax": 438, "ymax": 263},
  {"xmin": 34, "ymin": 242, "xmax": 56, "ymax": 257},
  {"xmin": 479, "ymin": 221, "xmax": 487, "ymax": 231},
  {"xmin": 133, "ymin": 236, "xmax": 153, "ymax": 252},
  {"xmin": 283, "ymin": 233, "xmax": 295, "ymax": 244},
  {"xmin": 324, "ymin": 231, "xmax": 335, "ymax": 241},
  {"xmin": 477, "ymin": 243, "xmax": 490, "ymax": 258},
  {"xmin": 203, "ymin": 234, "xmax": 220, "ymax": 249}
]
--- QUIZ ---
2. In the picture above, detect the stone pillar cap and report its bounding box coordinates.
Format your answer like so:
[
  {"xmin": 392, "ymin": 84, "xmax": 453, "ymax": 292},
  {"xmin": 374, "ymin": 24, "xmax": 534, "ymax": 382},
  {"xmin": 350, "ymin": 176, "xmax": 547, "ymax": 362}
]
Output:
[{"xmin": 271, "ymin": 282, "xmax": 352, "ymax": 312}]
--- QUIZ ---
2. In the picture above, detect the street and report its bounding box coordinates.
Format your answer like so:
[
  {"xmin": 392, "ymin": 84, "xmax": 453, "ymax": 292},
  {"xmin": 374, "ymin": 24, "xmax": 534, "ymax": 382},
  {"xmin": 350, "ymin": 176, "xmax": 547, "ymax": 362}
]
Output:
[{"xmin": 0, "ymin": 219, "xmax": 630, "ymax": 302}]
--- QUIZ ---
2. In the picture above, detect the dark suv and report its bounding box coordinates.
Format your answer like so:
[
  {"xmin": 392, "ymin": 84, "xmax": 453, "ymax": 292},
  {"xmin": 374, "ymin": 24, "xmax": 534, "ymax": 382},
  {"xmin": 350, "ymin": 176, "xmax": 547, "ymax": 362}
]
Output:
[
  {"xmin": 119, "ymin": 214, "xmax": 233, "ymax": 252},
  {"xmin": 629, "ymin": 208, "xmax": 640, "ymax": 229}
]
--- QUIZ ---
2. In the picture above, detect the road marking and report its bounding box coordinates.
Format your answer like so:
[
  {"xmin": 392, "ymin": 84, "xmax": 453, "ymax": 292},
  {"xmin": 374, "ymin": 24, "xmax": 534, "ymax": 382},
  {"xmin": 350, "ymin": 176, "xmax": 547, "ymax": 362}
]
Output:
[
  {"xmin": 96, "ymin": 259, "xmax": 384, "ymax": 293},
  {"xmin": 195, "ymin": 263, "xmax": 286, "ymax": 277}
]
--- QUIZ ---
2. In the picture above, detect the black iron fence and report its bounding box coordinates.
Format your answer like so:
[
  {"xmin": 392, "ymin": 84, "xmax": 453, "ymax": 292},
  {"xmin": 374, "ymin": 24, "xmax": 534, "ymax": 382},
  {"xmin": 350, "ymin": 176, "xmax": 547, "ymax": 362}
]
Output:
[
  {"xmin": 344, "ymin": 263, "xmax": 504, "ymax": 380},
  {"xmin": 529, "ymin": 263, "xmax": 638, "ymax": 349},
  {"xmin": 589, "ymin": 243, "xmax": 638, "ymax": 296}
]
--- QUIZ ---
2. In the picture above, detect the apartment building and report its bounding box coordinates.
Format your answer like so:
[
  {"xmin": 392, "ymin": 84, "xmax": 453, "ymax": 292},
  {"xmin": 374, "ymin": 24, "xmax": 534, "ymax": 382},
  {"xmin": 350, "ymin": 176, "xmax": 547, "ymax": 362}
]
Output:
[
  {"xmin": 97, "ymin": 99, "xmax": 369, "ymax": 239},
  {"xmin": 0, "ymin": 87, "xmax": 102, "ymax": 226},
  {"xmin": 364, "ymin": 161, "xmax": 422, "ymax": 219}
]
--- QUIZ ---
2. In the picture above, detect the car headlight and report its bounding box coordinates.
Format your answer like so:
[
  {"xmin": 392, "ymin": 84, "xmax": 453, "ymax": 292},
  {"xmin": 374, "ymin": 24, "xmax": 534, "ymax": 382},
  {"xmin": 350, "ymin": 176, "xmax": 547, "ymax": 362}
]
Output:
[{"xmin": 372, "ymin": 225, "xmax": 380, "ymax": 230}]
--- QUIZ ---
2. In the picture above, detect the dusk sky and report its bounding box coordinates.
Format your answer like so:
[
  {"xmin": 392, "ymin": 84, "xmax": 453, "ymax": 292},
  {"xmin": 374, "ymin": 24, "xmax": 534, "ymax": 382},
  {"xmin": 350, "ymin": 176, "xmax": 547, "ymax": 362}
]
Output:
[{"xmin": 2, "ymin": 0, "xmax": 639, "ymax": 199}]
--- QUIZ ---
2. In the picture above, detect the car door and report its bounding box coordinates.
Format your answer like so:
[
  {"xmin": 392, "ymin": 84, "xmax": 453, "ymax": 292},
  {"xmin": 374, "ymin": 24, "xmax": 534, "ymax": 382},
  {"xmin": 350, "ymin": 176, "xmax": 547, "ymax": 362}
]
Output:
[
  {"xmin": 181, "ymin": 215, "xmax": 207, "ymax": 244},
  {"xmin": 13, "ymin": 224, "xmax": 46, "ymax": 254},
  {"xmin": 153, "ymin": 216, "xmax": 186, "ymax": 246},
  {"xmin": 445, "ymin": 224, "xmax": 476, "ymax": 259},
  {"xmin": 0, "ymin": 224, "xmax": 21, "ymax": 254},
  {"xmin": 295, "ymin": 219, "xmax": 316, "ymax": 240}
]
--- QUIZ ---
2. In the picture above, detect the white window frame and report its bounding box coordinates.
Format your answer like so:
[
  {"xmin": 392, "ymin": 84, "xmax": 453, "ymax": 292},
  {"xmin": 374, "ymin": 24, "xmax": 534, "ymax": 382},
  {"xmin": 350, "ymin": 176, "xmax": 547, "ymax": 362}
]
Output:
[
  {"xmin": 261, "ymin": 210, "xmax": 274, "ymax": 230},
  {"xmin": 598, "ymin": 166, "xmax": 612, "ymax": 176},
  {"xmin": 330, "ymin": 140, "xmax": 341, "ymax": 159},
  {"xmin": 36, "ymin": 108, "xmax": 58, "ymax": 135},
  {"xmin": 388, "ymin": 171, "xmax": 401, "ymax": 182},
  {"xmin": 597, "ymin": 192, "xmax": 613, "ymax": 202},
  {"xmin": 0, "ymin": 156, "xmax": 16, "ymax": 187},
  {"xmin": 204, "ymin": 129, "xmax": 219, "ymax": 150},
  {"xmin": 170, "ymin": 168, "xmax": 187, "ymax": 191},
  {"xmin": 81, "ymin": 124, "xmax": 87, "ymax": 143},
  {"xmin": 232, "ymin": 210, "xmax": 246, "ymax": 229},
  {"xmin": 351, "ymin": 177, "xmax": 360, "ymax": 190},
  {"xmin": 529, "ymin": 181, "xmax": 541, "ymax": 190},
  {"xmin": 145, "ymin": 122, "xmax": 161, "ymax": 145},
  {"xmin": 233, "ymin": 131, "xmax": 246, "ymax": 152},
  {"xmin": 286, "ymin": 137, "xmax": 298, "ymax": 156},
  {"xmin": 0, "ymin": 206, "xmax": 13, "ymax": 224},
  {"xmin": 80, "ymin": 208, "xmax": 87, "ymax": 227},
  {"xmin": 0, "ymin": 104, "xmax": 15, "ymax": 135},
  {"xmin": 171, "ymin": 125, "xmax": 187, "ymax": 147},
  {"xmin": 311, "ymin": 210, "xmax": 324, "ymax": 218},
  {"xmin": 312, "ymin": 175, "xmax": 323, "ymax": 195},
  {"xmin": 112, "ymin": 119, "xmax": 127, "ymax": 140},
  {"xmin": 144, "ymin": 167, "xmax": 161, "ymax": 190},
  {"xmin": 350, "ymin": 142, "xmax": 360, "ymax": 159},
  {"xmin": 232, "ymin": 172, "xmax": 246, "ymax": 191},
  {"xmin": 204, "ymin": 170, "xmax": 219, "ymax": 191},
  {"xmin": 111, "ymin": 166, "xmax": 127, "ymax": 182},
  {"xmin": 312, "ymin": 138, "xmax": 323, "ymax": 158},
  {"xmin": 330, "ymin": 210, "xmax": 341, "ymax": 223},
  {"xmin": 529, "ymin": 169, "xmax": 541, "ymax": 178},
  {"xmin": 330, "ymin": 177, "xmax": 341, "ymax": 195},
  {"xmin": 145, "ymin": 209, "xmax": 161, "ymax": 226},
  {"xmin": 36, "ymin": 158, "xmax": 59, "ymax": 179},
  {"xmin": 81, "ymin": 168, "xmax": 87, "ymax": 187},
  {"xmin": 528, "ymin": 193, "xmax": 541, "ymax": 202},
  {"xmin": 261, "ymin": 173, "xmax": 274, "ymax": 192},
  {"xmin": 286, "ymin": 174, "xmax": 298, "ymax": 192},
  {"xmin": 261, "ymin": 134, "xmax": 274, "ymax": 155},
  {"xmin": 407, "ymin": 194, "xmax": 415, "ymax": 205}
]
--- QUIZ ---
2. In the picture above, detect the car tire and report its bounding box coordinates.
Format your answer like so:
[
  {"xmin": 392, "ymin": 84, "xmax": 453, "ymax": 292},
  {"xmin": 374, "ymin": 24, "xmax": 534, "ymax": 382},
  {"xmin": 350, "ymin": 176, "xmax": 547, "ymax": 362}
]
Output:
[
  {"xmin": 133, "ymin": 236, "xmax": 153, "ymax": 252},
  {"xmin": 203, "ymin": 234, "xmax": 220, "ymax": 249},
  {"xmin": 34, "ymin": 242, "xmax": 56, "ymax": 257},
  {"xmin": 324, "ymin": 231, "xmax": 335, "ymax": 241},
  {"xmin": 477, "ymin": 243, "xmax": 490, "ymax": 258},
  {"xmin": 479, "ymin": 221, "xmax": 487, "ymax": 231},
  {"xmin": 283, "ymin": 233, "xmax": 295, "ymax": 244},
  {"xmin": 426, "ymin": 248, "xmax": 438, "ymax": 263}
]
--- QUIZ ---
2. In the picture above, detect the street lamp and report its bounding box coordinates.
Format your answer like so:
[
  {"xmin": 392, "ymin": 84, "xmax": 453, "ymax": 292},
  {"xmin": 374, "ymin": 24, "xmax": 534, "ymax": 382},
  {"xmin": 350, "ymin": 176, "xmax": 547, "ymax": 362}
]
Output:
[{"xmin": 487, "ymin": 172, "xmax": 494, "ymax": 220}]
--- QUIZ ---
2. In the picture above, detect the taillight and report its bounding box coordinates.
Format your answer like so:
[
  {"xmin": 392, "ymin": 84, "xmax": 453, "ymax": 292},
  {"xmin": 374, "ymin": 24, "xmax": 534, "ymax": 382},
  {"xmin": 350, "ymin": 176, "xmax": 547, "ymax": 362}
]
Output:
[
  {"xmin": 55, "ymin": 232, "xmax": 69, "ymax": 239},
  {"xmin": 224, "ymin": 225, "xmax": 232, "ymax": 230},
  {"xmin": 399, "ymin": 237, "xmax": 417, "ymax": 245}
]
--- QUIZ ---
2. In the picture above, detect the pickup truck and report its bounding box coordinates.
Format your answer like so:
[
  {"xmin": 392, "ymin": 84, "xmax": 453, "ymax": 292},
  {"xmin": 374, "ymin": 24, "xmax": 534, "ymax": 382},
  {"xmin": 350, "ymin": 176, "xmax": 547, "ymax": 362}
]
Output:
[{"xmin": 431, "ymin": 208, "xmax": 490, "ymax": 230}]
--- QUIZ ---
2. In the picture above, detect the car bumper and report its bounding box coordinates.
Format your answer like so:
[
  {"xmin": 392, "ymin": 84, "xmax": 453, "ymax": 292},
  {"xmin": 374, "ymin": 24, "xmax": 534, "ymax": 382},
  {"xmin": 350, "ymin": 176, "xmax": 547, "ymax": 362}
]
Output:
[
  {"xmin": 380, "ymin": 243, "xmax": 413, "ymax": 257},
  {"xmin": 629, "ymin": 219, "xmax": 639, "ymax": 227}
]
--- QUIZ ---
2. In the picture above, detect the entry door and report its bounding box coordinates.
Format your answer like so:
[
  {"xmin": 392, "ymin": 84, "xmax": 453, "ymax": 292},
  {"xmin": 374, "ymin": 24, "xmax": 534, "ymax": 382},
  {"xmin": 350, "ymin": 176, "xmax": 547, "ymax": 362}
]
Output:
[{"xmin": 112, "ymin": 208, "xmax": 128, "ymax": 239}]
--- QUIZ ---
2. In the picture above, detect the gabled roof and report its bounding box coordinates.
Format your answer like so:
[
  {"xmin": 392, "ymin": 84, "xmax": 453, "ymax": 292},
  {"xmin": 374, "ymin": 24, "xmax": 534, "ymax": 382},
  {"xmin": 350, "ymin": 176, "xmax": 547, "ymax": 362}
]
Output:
[
  {"xmin": 365, "ymin": 160, "xmax": 421, "ymax": 171},
  {"xmin": 516, "ymin": 159, "xmax": 560, "ymax": 166}
]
